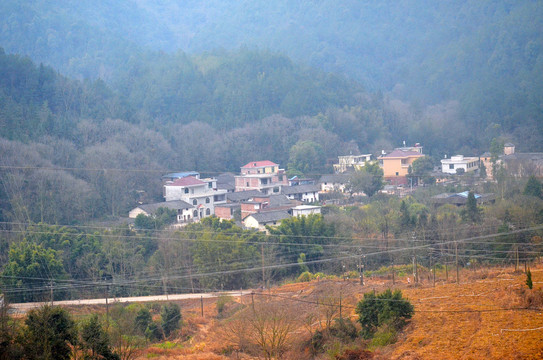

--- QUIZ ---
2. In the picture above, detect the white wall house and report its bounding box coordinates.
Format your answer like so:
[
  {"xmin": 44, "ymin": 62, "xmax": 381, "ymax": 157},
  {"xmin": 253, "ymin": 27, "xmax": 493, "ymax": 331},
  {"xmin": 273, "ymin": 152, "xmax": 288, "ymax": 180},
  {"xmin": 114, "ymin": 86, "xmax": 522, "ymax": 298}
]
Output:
[
  {"xmin": 333, "ymin": 154, "xmax": 372, "ymax": 173},
  {"xmin": 129, "ymin": 200, "xmax": 195, "ymax": 224},
  {"xmin": 441, "ymin": 155, "xmax": 479, "ymax": 174},
  {"xmin": 282, "ymin": 184, "xmax": 320, "ymax": 203},
  {"xmin": 243, "ymin": 210, "xmax": 290, "ymax": 232},
  {"xmin": 292, "ymin": 205, "xmax": 321, "ymax": 217},
  {"xmin": 163, "ymin": 176, "xmax": 227, "ymax": 221}
]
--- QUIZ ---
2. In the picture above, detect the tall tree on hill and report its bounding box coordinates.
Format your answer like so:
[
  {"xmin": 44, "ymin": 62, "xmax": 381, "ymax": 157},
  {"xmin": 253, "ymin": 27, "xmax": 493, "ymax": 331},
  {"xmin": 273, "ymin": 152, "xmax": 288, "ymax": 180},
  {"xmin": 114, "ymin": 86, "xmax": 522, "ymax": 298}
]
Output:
[
  {"xmin": 22, "ymin": 306, "xmax": 76, "ymax": 360},
  {"xmin": 524, "ymin": 175, "xmax": 542, "ymax": 199},
  {"xmin": 462, "ymin": 191, "xmax": 482, "ymax": 223},
  {"xmin": 287, "ymin": 140, "xmax": 325, "ymax": 176},
  {"xmin": 345, "ymin": 162, "xmax": 384, "ymax": 197}
]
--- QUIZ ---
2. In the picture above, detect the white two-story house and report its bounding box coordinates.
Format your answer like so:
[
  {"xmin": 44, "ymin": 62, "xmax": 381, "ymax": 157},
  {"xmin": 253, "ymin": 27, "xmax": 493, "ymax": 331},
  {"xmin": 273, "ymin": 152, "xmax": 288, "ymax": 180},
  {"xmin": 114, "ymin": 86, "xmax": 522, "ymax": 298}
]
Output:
[
  {"xmin": 164, "ymin": 176, "xmax": 227, "ymax": 221},
  {"xmin": 441, "ymin": 155, "xmax": 479, "ymax": 175}
]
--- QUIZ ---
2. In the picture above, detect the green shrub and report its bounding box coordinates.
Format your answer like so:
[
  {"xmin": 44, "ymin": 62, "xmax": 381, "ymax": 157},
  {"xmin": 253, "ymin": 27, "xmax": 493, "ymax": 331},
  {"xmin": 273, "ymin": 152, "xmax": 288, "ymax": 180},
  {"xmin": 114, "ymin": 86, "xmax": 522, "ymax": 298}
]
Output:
[
  {"xmin": 297, "ymin": 271, "xmax": 313, "ymax": 282},
  {"xmin": 330, "ymin": 317, "xmax": 358, "ymax": 341},
  {"xmin": 526, "ymin": 268, "xmax": 533, "ymax": 289},
  {"xmin": 355, "ymin": 289, "xmax": 414, "ymax": 339},
  {"xmin": 216, "ymin": 294, "xmax": 233, "ymax": 316},
  {"xmin": 161, "ymin": 303, "xmax": 181, "ymax": 338},
  {"xmin": 368, "ymin": 325, "xmax": 397, "ymax": 349},
  {"xmin": 145, "ymin": 321, "xmax": 163, "ymax": 341}
]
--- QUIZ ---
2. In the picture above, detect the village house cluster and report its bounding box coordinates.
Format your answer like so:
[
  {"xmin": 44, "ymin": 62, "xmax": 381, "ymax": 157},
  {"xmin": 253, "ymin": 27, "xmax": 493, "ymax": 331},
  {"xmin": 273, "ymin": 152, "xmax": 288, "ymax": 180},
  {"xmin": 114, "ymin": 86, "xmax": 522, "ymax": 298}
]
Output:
[
  {"xmin": 129, "ymin": 142, "xmax": 542, "ymax": 230},
  {"xmin": 129, "ymin": 161, "xmax": 321, "ymax": 231}
]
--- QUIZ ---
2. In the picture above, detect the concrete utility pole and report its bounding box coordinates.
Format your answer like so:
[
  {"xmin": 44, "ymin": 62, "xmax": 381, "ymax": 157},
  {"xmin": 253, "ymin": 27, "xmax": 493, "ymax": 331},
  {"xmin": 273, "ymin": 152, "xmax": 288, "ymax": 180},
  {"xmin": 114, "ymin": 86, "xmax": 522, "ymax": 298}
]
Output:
[
  {"xmin": 50, "ymin": 280, "xmax": 54, "ymax": 306},
  {"xmin": 392, "ymin": 260, "xmax": 395, "ymax": 285},
  {"xmin": 358, "ymin": 251, "xmax": 365, "ymax": 285},
  {"xmin": 516, "ymin": 246, "xmax": 520, "ymax": 272},
  {"xmin": 261, "ymin": 243, "xmax": 265, "ymax": 288},
  {"xmin": 455, "ymin": 242, "xmax": 459, "ymax": 284},
  {"xmin": 105, "ymin": 283, "xmax": 109, "ymax": 330}
]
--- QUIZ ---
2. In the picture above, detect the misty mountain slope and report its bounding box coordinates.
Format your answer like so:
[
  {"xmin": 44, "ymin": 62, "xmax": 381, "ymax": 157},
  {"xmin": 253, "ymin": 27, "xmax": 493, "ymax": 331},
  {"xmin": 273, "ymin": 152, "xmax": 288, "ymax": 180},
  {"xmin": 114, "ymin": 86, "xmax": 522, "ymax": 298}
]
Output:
[{"xmin": 1, "ymin": 0, "xmax": 542, "ymax": 151}]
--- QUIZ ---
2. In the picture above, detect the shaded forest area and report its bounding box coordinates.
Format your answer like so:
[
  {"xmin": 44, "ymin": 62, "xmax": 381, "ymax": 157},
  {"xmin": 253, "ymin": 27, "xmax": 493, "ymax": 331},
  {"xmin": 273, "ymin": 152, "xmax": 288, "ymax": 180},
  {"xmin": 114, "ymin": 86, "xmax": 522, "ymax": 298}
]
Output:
[
  {"xmin": 1, "ymin": 1, "xmax": 542, "ymax": 152},
  {"xmin": 0, "ymin": 48, "xmax": 392, "ymax": 224}
]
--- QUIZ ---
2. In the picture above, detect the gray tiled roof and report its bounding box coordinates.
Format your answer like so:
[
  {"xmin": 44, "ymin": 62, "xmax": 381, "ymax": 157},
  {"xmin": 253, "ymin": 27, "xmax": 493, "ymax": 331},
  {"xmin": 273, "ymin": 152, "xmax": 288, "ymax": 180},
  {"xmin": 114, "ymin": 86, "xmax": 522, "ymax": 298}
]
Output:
[
  {"xmin": 269, "ymin": 194, "xmax": 293, "ymax": 207},
  {"xmin": 226, "ymin": 190, "xmax": 264, "ymax": 202},
  {"xmin": 137, "ymin": 200, "xmax": 193, "ymax": 214},
  {"xmin": 281, "ymin": 184, "xmax": 320, "ymax": 195},
  {"xmin": 249, "ymin": 210, "xmax": 291, "ymax": 223},
  {"xmin": 318, "ymin": 174, "xmax": 350, "ymax": 184}
]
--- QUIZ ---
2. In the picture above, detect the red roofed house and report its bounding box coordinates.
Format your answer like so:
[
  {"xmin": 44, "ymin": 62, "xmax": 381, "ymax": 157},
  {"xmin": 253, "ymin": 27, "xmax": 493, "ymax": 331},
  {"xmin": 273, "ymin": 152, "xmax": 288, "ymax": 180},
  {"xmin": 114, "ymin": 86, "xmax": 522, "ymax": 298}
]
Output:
[
  {"xmin": 235, "ymin": 161, "xmax": 288, "ymax": 194},
  {"xmin": 378, "ymin": 144, "xmax": 425, "ymax": 185},
  {"xmin": 163, "ymin": 176, "xmax": 227, "ymax": 222}
]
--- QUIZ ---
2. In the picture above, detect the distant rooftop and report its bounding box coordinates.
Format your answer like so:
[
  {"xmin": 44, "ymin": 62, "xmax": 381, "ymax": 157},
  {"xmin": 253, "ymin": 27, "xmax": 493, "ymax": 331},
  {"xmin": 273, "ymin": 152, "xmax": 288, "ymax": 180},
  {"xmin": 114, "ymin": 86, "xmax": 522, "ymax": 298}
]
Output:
[
  {"xmin": 379, "ymin": 149, "xmax": 424, "ymax": 158},
  {"xmin": 241, "ymin": 160, "xmax": 278, "ymax": 168},
  {"xmin": 165, "ymin": 176, "xmax": 205, "ymax": 187},
  {"xmin": 162, "ymin": 171, "xmax": 199, "ymax": 180}
]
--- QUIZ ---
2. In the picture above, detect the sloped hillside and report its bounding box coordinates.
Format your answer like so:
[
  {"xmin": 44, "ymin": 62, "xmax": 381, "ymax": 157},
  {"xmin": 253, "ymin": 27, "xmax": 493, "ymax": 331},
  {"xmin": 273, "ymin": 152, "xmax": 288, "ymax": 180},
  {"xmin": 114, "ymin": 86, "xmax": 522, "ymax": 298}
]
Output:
[{"xmin": 136, "ymin": 265, "xmax": 543, "ymax": 359}]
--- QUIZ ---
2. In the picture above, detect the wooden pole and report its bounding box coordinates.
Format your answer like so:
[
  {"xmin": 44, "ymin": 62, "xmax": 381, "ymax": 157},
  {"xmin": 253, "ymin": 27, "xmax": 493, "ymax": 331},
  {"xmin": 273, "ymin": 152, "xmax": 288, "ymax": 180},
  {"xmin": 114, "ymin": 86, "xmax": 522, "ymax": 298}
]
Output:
[{"xmin": 201, "ymin": 296, "xmax": 204, "ymax": 317}]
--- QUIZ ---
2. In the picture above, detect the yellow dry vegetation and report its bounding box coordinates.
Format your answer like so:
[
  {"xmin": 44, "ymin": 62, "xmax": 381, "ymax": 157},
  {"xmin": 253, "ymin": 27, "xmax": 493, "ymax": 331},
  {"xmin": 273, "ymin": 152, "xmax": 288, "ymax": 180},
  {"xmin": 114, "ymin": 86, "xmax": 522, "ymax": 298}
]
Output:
[
  {"xmin": 134, "ymin": 265, "xmax": 543, "ymax": 359},
  {"xmin": 384, "ymin": 266, "xmax": 543, "ymax": 360}
]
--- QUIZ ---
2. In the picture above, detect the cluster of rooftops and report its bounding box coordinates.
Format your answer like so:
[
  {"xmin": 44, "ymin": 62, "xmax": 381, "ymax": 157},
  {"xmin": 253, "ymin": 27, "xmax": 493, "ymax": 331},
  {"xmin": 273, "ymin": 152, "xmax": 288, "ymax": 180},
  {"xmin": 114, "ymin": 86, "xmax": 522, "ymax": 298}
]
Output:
[
  {"xmin": 129, "ymin": 142, "xmax": 540, "ymax": 230},
  {"xmin": 129, "ymin": 161, "xmax": 322, "ymax": 231}
]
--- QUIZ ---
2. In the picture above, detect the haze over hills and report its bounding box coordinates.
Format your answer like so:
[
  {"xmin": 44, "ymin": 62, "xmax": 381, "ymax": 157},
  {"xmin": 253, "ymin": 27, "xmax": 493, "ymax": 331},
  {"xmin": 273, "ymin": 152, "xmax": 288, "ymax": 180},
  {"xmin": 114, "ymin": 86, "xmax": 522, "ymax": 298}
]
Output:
[{"xmin": 1, "ymin": 0, "xmax": 541, "ymax": 153}]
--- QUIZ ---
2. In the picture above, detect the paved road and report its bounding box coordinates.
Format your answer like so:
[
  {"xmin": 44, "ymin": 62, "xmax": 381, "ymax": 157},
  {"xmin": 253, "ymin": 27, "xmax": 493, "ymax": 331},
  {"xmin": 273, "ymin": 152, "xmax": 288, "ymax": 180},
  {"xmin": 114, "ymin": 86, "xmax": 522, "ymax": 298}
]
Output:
[{"xmin": 10, "ymin": 290, "xmax": 251, "ymax": 313}]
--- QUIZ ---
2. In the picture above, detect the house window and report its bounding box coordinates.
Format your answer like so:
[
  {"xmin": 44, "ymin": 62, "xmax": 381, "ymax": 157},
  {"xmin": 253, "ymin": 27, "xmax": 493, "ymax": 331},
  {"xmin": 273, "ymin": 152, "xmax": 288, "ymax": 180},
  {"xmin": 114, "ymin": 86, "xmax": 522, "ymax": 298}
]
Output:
[
  {"xmin": 395, "ymin": 172, "xmax": 399, "ymax": 176},
  {"xmin": 279, "ymin": 175, "xmax": 283, "ymax": 181},
  {"xmin": 206, "ymin": 197, "xmax": 210, "ymax": 204},
  {"xmin": 449, "ymin": 164, "xmax": 454, "ymax": 170},
  {"xmin": 208, "ymin": 182, "xmax": 212, "ymax": 188},
  {"xmin": 273, "ymin": 187, "xmax": 279, "ymax": 193},
  {"xmin": 193, "ymin": 199, "xmax": 197, "ymax": 205},
  {"xmin": 246, "ymin": 182, "xmax": 249, "ymax": 187},
  {"xmin": 401, "ymin": 159, "xmax": 407, "ymax": 165},
  {"xmin": 184, "ymin": 188, "xmax": 189, "ymax": 194},
  {"xmin": 193, "ymin": 210, "xmax": 198, "ymax": 217},
  {"xmin": 206, "ymin": 208, "xmax": 211, "ymax": 215}
]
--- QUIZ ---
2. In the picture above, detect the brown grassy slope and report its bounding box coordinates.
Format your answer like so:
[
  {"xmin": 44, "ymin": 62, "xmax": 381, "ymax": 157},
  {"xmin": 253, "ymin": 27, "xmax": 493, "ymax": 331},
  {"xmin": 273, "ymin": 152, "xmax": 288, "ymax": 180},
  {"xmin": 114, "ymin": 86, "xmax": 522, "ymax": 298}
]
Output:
[
  {"xmin": 382, "ymin": 266, "xmax": 543, "ymax": 360},
  {"xmin": 136, "ymin": 265, "xmax": 543, "ymax": 359}
]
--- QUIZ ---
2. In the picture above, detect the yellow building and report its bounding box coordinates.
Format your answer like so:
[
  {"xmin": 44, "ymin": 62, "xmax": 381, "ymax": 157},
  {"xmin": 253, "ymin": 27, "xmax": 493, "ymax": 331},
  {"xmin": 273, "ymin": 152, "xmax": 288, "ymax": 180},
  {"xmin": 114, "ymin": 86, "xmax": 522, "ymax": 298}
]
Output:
[{"xmin": 378, "ymin": 149, "xmax": 425, "ymax": 185}]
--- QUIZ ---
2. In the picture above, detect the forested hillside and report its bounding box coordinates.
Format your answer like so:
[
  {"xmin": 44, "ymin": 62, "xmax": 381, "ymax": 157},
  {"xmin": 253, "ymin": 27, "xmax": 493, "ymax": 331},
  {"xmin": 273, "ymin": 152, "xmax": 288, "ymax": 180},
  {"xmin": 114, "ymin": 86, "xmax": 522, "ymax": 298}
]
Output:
[
  {"xmin": 1, "ymin": 1, "xmax": 542, "ymax": 151},
  {"xmin": 0, "ymin": 49, "xmax": 387, "ymax": 223}
]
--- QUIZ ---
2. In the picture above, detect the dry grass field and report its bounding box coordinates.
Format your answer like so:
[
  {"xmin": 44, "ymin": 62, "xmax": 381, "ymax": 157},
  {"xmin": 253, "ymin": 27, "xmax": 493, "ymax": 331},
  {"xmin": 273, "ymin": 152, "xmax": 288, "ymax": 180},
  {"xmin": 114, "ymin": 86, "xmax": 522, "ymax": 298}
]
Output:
[{"xmin": 117, "ymin": 264, "xmax": 543, "ymax": 359}]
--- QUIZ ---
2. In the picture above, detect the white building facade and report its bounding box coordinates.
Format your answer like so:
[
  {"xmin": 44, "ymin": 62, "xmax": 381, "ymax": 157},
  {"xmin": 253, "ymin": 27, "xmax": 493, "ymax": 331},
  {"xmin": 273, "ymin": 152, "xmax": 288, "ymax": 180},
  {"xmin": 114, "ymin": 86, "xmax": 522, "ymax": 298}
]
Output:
[
  {"xmin": 163, "ymin": 176, "xmax": 227, "ymax": 221},
  {"xmin": 441, "ymin": 155, "xmax": 479, "ymax": 174}
]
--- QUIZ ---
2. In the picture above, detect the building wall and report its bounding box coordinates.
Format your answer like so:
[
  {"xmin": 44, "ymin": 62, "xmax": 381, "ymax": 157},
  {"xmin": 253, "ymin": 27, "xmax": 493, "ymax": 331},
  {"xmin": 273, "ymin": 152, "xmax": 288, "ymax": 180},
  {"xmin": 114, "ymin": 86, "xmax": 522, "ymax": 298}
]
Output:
[
  {"xmin": 241, "ymin": 202, "xmax": 261, "ymax": 219},
  {"xmin": 320, "ymin": 182, "xmax": 346, "ymax": 193},
  {"xmin": 441, "ymin": 158, "xmax": 479, "ymax": 174},
  {"xmin": 381, "ymin": 155, "xmax": 423, "ymax": 178},
  {"xmin": 235, "ymin": 174, "xmax": 287, "ymax": 193},
  {"xmin": 215, "ymin": 206, "xmax": 234, "ymax": 220},
  {"xmin": 164, "ymin": 184, "xmax": 227, "ymax": 221},
  {"xmin": 285, "ymin": 191, "xmax": 319, "ymax": 202},
  {"xmin": 128, "ymin": 208, "xmax": 148, "ymax": 219},
  {"xmin": 292, "ymin": 207, "xmax": 321, "ymax": 217},
  {"xmin": 241, "ymin": 165, "xmax": 278, "ymax": 175}
]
